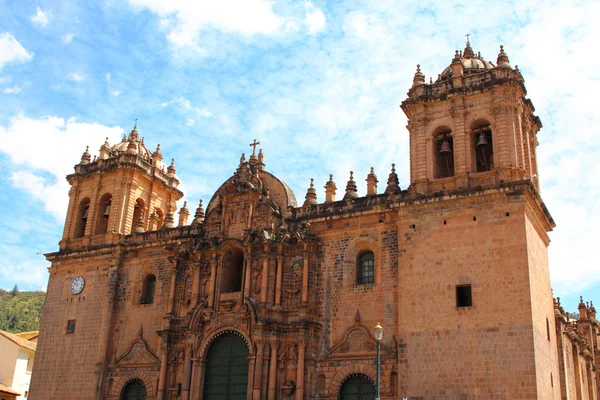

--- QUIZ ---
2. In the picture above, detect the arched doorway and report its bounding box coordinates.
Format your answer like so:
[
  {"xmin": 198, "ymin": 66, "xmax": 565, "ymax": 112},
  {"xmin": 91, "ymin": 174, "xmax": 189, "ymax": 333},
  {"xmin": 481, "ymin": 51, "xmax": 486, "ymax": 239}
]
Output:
[
  {"xmin": 121, "ymin": 379, "xmax": 146, "ymax": 400},
  {"xmin": 339, "ymin": 373, "xmax": 376, "ymax": 400},
  {"xmin": 203, "ymin": 332, "xmax": 250, "ymax": 399}
]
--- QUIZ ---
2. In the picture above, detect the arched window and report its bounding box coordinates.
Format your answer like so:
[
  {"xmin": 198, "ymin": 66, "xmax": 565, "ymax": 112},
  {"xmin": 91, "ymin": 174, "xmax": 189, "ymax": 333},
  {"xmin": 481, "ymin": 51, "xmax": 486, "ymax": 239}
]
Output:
[
  {"xmin": 317, "ymin": 374, "xmax": 326, "ymax": 394},
  {"xmin": 433, "ymin": 129, "xmax": 454, "ymax": 178},
  {"xmin": 155, "ymin": 207, "xmax": 164, "ymax": 230},
  {"xmin": 220, "ymin": 248, "xmax": 244, "ymax": 293},
  {"xmin": 472, "ymin": 122, "xmax": 494, "ymax": 172},
  {"xmin": 357, "ymin": 251, "xmax": 375, "ymax": 285},
  {"xmin": 390, "ymin": 371, "xmax": 399, "ymax": 396},
  {"xmin": 74, "ymin": 198, "xmax": 91, "ymax": 238},
  {"xmin": 121, "ymin": 379, "xmax": 146, "ymax": 400},
  {"xmin": 131, "ymin": 198, "xmax": 145, "ymax": 233},
  {"xmin": 95, "ymin": 193, "xmax": 112, "ymax": 234},
  {"xmin": 141, "ymin": 274, "xmax": 156, "ymax": 305}
]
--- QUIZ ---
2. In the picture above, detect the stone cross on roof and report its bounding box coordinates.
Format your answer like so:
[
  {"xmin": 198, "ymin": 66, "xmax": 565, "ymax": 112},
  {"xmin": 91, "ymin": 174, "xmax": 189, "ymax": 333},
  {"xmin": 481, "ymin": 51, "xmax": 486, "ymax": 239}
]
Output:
[{"xmin": 249, "ymin": 139, "xmax": 260, "ymax": 155}]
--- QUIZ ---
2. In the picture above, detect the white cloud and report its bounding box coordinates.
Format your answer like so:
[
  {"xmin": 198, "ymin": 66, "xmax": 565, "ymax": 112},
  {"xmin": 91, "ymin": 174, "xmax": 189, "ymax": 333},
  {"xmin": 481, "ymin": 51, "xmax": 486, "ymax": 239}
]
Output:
[
  {"xmin": 0, "ymin": 33, "xmax": 34, "ymax": 70},
  {"xmin": 126, "ymin": 0, "xmax": 286, "ymax": 48},
  {"xmin": 67, "ymin": 72, "xmax": 84, "ymax": 82},
  {"xmin": 0, "ymin": 115, "xmax": 123, "ymax": 219},
  {"xmin": 2, "ymin": 85, "xmax": 22, "ymax": 94},
  {"xmin": 62, "ymin": 33, "xmax": 75, "ymax": 44},
  {"xmin": 110, "ymin": 89, "xmax": 121, "ymax": 96},
  {"xmin": 105, "ymin": 72, "xmax": 111, "ymax": 83},
  {"xmin": 30, "ymin": 6, "xmax": 50, "ymax": 27},
  {"xmin": 304, "ymin": 2, "xmax": 326, "ymax": 34},
  {"xmin": 161, "ymin": 97, "xmax": 212, "ymax": 118},
  {"xmin": 186, "ymin": 118, "xmax": 195, "ymax": 127},
  {"xmin": 196, "ymin": 107, "xmax": 212, "ymax": 118}
]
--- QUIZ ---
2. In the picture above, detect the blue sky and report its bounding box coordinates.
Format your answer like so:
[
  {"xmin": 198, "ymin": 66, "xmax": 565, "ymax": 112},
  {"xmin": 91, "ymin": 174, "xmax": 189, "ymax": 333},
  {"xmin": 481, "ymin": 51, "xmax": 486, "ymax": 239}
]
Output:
[{"xmin": 0, "ymin": 0, "xmax": 598, "ymax": 313}]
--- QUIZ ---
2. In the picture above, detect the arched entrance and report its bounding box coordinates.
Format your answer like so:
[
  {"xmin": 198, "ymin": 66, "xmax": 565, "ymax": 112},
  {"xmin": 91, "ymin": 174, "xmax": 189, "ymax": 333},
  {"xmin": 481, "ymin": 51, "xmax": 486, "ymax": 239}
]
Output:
[
  {"xmin": 121, "ymin": 379, "xmax": 146, "ymax": 400},
  {"xmin": 202, "ymin": 332, "xmax": 250, "ymax": 399},
  {"xmin": 339, "ymin": 373, "xmax": 376, "ymax": 400}
]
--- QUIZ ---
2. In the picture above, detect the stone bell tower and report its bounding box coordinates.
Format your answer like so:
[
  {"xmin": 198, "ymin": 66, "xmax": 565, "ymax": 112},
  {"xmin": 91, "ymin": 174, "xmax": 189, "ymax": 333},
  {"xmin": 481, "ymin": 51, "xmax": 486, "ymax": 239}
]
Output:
[
  {"xmin": 60, "ymin": 123, "xmax": 184, "ymax": 250},
  {"xmin": 401, "ymin": 40, "xmax": 542, "ymax": 195}
]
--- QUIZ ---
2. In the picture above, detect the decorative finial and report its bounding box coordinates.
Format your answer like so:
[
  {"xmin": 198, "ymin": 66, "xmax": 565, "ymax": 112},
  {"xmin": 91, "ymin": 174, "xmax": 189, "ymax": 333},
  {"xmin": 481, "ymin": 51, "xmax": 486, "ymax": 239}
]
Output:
[
  {"xmin": 385, "ymin": 163, "xmax": 400, "ymax": 195},
  {"xmin": 329, "ymin": 174, "xmax": 333, "ymax": 181},
  {"xmin": 354, "ymin": 309, "xmax": 361, "ymax": 324},
  {"xmin": 192, "ymin": 199, "xmax": 205, "ymax": 225},
  {"xmin": 304, "ymin": 178, "xmax": 318, "ymax": 206},
  {"xmin": 463, "ymin": 35, "xmax": 474, "ymax": 59},
  {"xmin": 343, "ymin": 171, "xmax": 358, "ymax": 200},
  {"xmin": 80, "ymin": 145, "xmax": 91, "ymax": 164},
  {"xmin": 497, "ymin": 45, "xmax": 510, "ymax": 68},
  {"xmin": 370, "ymin": 166, "xmax": 374, "ymax": 174},
  {"xmin": 134, "ymin": 118, "xmax": 138, "ymax": 128},
  {"xmin": 258, "ymin": 148, "xmax": 264, "ymax": 163},
  {"xmin": 413, "ymin": 64, "xmax": 425, "ymax": 87},
  {"xmin": 167, "ymin": 158, "xmax": 176, "ymax": 176}
]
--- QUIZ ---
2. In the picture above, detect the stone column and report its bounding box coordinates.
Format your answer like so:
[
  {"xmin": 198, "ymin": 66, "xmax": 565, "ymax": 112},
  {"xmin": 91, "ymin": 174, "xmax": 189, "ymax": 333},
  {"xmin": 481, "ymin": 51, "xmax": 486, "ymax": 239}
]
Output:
[
  {"xmin": 268, "ymin": 341, "xmax": 278, "ymax": 400},
  {"xmin": 274, "ymin": 255, "xmax": 283, "ymax": 308},
  {"xmin": 301, "ymin": 245, "xmax": 309, "ymax": 303},
  {"xmin": 168, "ymin": 268, "xmax": 177, "ymax": 315},
  {"xmin": 208, "ymin": 255, "xmax": 218, "ymax": 309},
  {"xmin": 247, "ymin": 354, "xmax": 257, "ymax": 399},
  {"xmin": 295, "ymin": 342, "xmax": 306, "ymax": 400},
  {"xmin": 181, "ymin": 345, "xmax": 192, "ymax": 400},
  {"xmin": 157, "ymin": 337, "xmax": 169, "ymax": 400},
  {"xmin": 252, "ymin": 342, "xmax": 265, "ymax": 400},
  {"xmin": 261, "ymin": 248, "xmax": 270, "ymax": 304},
  {"xmin": 243, "ymin": 248, "xmax": 253, "ymax": 301}
]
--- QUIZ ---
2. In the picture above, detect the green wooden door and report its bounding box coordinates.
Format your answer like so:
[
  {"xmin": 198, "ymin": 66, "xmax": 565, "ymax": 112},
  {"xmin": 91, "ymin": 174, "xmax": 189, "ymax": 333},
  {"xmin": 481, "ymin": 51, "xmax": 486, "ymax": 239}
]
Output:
[
  {"xmin": 339, "ymin": 374, "xmax": 376, "ymax": 400},
  {"xmin": 203, "ymin": 332, "xmax": 249, "ymax": 399},
  {"xmin": 121, "ymin": 379, "xmax": 146, "ymax": 400}
]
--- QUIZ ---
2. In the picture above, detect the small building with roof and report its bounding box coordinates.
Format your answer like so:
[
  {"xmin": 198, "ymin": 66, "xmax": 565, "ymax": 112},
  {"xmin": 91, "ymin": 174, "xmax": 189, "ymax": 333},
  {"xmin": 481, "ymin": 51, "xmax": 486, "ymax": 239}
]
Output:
[{"xmin": 0, "ymin": 330, "xmax": 37, "ymax": 399}]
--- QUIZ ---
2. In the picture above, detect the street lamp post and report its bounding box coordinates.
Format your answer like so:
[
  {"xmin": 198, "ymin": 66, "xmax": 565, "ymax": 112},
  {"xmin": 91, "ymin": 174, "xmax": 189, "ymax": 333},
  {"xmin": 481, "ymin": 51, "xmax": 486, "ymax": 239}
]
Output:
[{"xmin": 374, "ymin": 322, "xmax": 383, "ymax": 400}]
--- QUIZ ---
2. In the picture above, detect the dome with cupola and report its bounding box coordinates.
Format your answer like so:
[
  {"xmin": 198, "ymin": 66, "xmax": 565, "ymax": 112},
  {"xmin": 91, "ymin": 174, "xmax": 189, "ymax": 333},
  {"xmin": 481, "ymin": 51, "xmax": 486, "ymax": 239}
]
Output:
[
  {"xmin": 109, "ymin": 124, "xmax": 153, "ymax": 160},
  {"xmin": 438, "ymin": 40, "xmax": 495, "ymax": 80}
]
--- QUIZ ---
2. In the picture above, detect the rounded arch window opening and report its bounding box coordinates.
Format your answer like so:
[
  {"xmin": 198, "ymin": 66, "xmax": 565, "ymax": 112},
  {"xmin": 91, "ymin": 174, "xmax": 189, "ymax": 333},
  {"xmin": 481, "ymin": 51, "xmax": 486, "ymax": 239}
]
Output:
[
  {"xmin": 141, "ymin": 274, "xmax": 156, "ymax": 305},
  {"xmin": 433, "ymin": 129, "xmax": 454, "ymax": 179},
  {"xmin": 95, "ymin": 193, "xmax": 112, "ymax": 234},
  {"xmin": 74, "ymin": 198, "xmax": 91, "ymax": 238},
  {"xmin": 471, "ymin": 122, "xmax": 494, "ymax": 172},
  {"xmin": 357, "ymin": 251, "xmax": 375, "ymax": 285},
  {"xmin": 220, "ymin": 247, "xmax": 244, "ymax": 293}
]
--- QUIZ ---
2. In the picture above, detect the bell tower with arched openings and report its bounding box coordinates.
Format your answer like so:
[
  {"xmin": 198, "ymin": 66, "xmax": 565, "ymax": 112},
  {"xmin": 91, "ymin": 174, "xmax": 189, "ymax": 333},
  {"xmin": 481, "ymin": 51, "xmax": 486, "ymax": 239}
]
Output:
[
  {"xmin": 60, "ymin": 123, "xmax": 184, "ymax": 249},
  {"xmin": 401, "ymin": 40, "xmax": 542, "ymax": 195}
]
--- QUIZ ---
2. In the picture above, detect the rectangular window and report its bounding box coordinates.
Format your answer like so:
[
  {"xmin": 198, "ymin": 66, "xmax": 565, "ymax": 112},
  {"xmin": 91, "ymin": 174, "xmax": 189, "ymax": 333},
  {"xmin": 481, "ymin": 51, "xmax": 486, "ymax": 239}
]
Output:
[
  {"xmin": 456, "ymin": 285, "xmax": 472, "ymax": 307},
  {"xmin": 66, "ymin": 319, "xmax": 76, "ymax": 334},
  {"xmin": 26, "ymin": 355, "xmax": 34, "ymax": 372}
]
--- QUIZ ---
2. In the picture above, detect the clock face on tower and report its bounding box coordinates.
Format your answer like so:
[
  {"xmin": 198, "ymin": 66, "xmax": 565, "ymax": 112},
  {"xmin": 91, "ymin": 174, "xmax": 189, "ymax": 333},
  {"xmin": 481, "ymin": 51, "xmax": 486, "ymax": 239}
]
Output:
[{"xmin": 69, "ymin": 276, "xmax": 85, "ymax": 295}]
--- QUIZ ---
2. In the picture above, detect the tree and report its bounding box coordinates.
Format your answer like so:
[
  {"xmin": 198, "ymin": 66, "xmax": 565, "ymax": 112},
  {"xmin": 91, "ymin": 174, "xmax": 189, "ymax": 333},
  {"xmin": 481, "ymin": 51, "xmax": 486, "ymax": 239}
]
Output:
[{"xmin": 10, "ymin": 285, "xmax": 19, "ymax": 296}]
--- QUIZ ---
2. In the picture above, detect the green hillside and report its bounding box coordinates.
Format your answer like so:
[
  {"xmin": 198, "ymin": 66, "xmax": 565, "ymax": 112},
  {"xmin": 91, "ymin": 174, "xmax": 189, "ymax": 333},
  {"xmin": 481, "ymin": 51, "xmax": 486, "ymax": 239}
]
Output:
[{"xmin": 0, "ymin": 287, "xmax": 46, "ymax": 333}]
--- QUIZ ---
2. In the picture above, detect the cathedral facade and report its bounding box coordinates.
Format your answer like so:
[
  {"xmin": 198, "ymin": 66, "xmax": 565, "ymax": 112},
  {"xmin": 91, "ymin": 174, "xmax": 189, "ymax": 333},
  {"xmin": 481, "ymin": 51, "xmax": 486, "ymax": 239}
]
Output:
[{"xmin": 29, "ymin": 42, "xmax": 599, "ymax": 399}]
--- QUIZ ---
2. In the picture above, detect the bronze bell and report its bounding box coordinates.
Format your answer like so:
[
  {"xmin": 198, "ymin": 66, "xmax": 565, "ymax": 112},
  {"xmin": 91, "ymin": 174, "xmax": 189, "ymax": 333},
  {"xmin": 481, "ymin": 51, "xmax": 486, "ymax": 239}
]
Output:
[
  {"xmin": 103, "ymin": 202, "xmax": 111, "ymax": 218},
  {"xmin": 476, "ymin": 133, "xmax": 490, "ymax": 148},
  {"xmin": 439, "ymin": 139, "xmax": 452, "ymax": 156},
  {"xmin": 82, "ymin": 207, "xmax": 89, "ymax": 220}
]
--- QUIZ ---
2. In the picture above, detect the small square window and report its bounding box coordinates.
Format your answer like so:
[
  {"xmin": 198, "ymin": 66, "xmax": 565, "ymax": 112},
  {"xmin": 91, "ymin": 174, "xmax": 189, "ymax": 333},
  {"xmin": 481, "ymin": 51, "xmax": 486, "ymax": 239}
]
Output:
[
  {"xmin": 66, "ymin": 319, "xmax": 76, "ymax": 334},
  {"xmin": 456, "ymin": 285, "xmax": 472, "ymax": 307}
]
